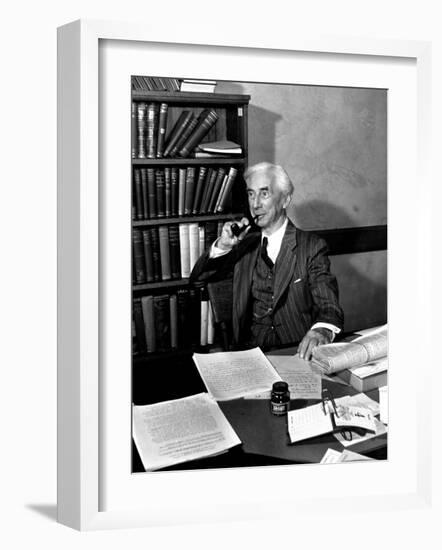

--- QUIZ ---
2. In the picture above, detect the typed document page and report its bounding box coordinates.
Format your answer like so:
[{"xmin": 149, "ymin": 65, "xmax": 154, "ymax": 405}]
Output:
[
  {"xmin": 192, "ymin": 347, "xmax": 282, "ymax": 401},
  {"xmin": 132, "ymin": 393, "xmax": 241, "ymax": 471}
]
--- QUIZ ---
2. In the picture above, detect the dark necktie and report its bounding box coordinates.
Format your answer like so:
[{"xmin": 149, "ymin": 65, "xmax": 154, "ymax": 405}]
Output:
[{"xmin": 261, "ymin": 236, "xmax": 274, "ymax": 269}]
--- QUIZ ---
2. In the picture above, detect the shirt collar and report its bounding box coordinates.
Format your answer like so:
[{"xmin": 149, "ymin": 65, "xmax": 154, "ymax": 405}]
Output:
[{"xmin": 261, "ymin": 217, "xmax": 289, "ymax": 260}]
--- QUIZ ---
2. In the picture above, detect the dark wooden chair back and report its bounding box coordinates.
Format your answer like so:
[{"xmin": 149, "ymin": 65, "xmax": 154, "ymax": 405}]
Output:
[{"xmin": 207, "ymin": 279, "xmax": 233, "ymax": 351}]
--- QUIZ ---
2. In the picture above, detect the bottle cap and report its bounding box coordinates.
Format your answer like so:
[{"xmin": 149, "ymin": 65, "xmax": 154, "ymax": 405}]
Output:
[{"xmin": 272, "ymin": 381, "xmax": 289, "ymax": 393}]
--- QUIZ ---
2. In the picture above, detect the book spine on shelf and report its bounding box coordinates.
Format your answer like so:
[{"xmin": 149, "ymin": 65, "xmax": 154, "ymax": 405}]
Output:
[
  {"xmin": 168, "ymin": 225, "xmax": 181, "ymax": 279},
  {"xmin": 153, "ymin": 295, "xmax": 171, "ymax": 351},
  {"xmin": 146, "ymin": 102, "xmax": 158, "ymax": 159},
  {"xmin": 133, "ymin": 298, "xmax": 147, "ymax": 354},
  {"xmin": 140, "ymin": 168, "xmax": 149, "ymax": 219},
  {"xmin": 191, "ymin": 166, "xmax": 208, "ymax": 214},
  {"xmin": 178, "ymin": 168, "xmax": 186, "ymax": 216},
  {"xmin": 164, "ymin": 167, "xmax": 171, "ymax": 217},
  {"xmin": 140, "ymin": 295, "xmax": 156, "ymax": 353},
  {"xmin": 217, "ymin": 221, "xmax": 224, "ymax": 237},
  {"xmin": 177, "ymin": 289, "xmax": 189, "ymax": 348},
  {"xmin": 213, "ymin": 174, "xmax": 228, "ymax": 213},
  {"xmin": 155, "ymin": 169, "xmax": 165, "ymax": 218},
  {"xmin": 199, "ymin": 168, "xmax": 218, "ymax": 214},
  {"xmin": 137, "ymin": 102, "xmax": 146, "ymax": 159},
  {"xmin": 131, "ymin": 101, "xmax": 137, "ymax": 159},
  {"xmin": 132, "ymin": 229, "xmax": 146, "ymax": 284},
  {"xmin": 168, "ymin": 115, "xmax": 198, "ymax": 158},
  {"xmin": 147, "ymin": 168, "xmax": 157, "ymax": 218},
  {"xmin": 140, "ymin": 76, "xmax": 153, "ymax": 90},
  {"xmin": 207, "ymin": 167, "xmax": 227, "ymax": 213},
  {"xmin": 170, "ymin": 167, "xmax": 178, "ymax": 217},
  {"xmin": 156, "ymin": 102, "xmax": 168, "ymax": 158},
  {"xmin": 198, "ymin": 224, "xmax": 205, "ymax": 255},
  {"xmin": 207, "ymin": 301, "xmax": 215, "ymax": 345},
  {"xmin": 188, "ymin": 222, "xmax": 200, "ymax": 273},
  {"xmin": 169, "ymin": 294, "xmax": 178, "ymax": 349},
  {"xmin": 142, "ymin": 230, "xmax": 154, "ymax": 282},
  {"xmin": 158, "ymin": 226, "xmax": 171, "ymax": 281},
  {"xmin": 133, "ymin": 169, "xmax": 144, "ymax": 220},
  {"xmin": 200, "ymin": 298, "xmax": 209, "ymax": 346},
  {"xmin": 189, "ymin": 288, "xmax": 201, "ymax": 346},
  {"xmin": 178, "ymin": 109, "xmax": 219, "ymax": 158},
  {"xmin": 184, "ymin": 167, "xmax": 196, "ymax": 215},
  {"xmin": 163, "ymin": 111, "xmax": 193, "ymax": 158},
  {"xmin": 150, "ymin": 227, "xmax": 161, "ymax": 282},
  {"xmin": 178, "ymin": 223, "xmax": 190, "ymax": 278},
  {"xmin": 216, "ymin": 167, "xmax": 238, "ymax": 212}
]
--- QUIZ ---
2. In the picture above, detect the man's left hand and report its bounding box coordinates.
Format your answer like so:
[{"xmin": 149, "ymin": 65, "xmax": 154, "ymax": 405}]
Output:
[{"xmin": 298, "ymin": 328, "xmax": 333, "ymax": 361}]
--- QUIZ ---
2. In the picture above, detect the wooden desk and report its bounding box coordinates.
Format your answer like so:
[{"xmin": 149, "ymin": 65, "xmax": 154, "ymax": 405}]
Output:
[{"xmin": 132, "ymin": 348, "xmax": 387, "ymax": 472}]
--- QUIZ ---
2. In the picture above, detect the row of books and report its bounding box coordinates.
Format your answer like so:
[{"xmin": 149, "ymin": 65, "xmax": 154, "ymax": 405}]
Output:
[
  {"xmin": 132, "ymin": 102, "xmax": 220, "ymax": 159},
  {"xmin": 132, "ymin": 166, "xmax": 238, "ymax": 220},
  {"xmin": 131, "ymin": 75, "xmax": 180, "ymax": 92},
  {"xmin": 132, "ymin": 221, "xmax": 223, "ymax": 284},
  {"xmin": 132, "ymin": 289, "xmax": 216, "ymax": 355}
]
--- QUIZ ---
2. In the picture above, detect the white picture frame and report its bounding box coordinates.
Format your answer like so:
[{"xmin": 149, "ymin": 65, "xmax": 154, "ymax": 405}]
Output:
[{"xmin": 57, "ymin": 19, "xmax": 432, "ymax": 531}]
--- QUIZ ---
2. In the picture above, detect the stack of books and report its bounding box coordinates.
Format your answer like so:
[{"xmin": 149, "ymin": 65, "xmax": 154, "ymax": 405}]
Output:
[{"xmin": 194, "ymin": 140, "xmax": 242, "ymax": 158}]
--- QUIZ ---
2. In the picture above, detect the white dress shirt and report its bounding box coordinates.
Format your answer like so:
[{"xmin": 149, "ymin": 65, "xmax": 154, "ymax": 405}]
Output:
[{"xmin": 210, "ymin": 218, "xmax": 340, "ymax": 339}]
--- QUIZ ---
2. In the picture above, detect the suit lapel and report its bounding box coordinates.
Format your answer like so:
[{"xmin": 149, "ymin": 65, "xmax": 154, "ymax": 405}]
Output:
[
  {"xmin": 273, "ymin": 221, "xmax": 298, "ymax": 307},
  {"xmin": 233, "ymin": 233, "xmax": 260, "ymax": 326}
]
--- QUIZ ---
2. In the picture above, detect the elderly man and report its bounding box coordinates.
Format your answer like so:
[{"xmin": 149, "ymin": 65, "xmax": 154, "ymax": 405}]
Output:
[{"xmin": 190, "ymin": 162, "xmax": 344, "ymax": 359}]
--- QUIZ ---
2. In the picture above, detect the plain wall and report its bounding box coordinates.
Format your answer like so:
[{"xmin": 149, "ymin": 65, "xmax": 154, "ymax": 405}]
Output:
[{"xmin": 217, "ymin": 80, "xmax": 387, "ymax": 331}]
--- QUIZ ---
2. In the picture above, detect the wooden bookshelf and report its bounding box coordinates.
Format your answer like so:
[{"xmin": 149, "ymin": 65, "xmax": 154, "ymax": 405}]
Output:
[{"xmin": 131, "ymin": 81, "xmax": 250, "ymax": 359}]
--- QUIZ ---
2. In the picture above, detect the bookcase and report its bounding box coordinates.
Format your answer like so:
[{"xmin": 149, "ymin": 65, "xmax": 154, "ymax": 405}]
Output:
[{"xmin": 131, "ymin": 81, "xmax": 250, "ymax": 365}]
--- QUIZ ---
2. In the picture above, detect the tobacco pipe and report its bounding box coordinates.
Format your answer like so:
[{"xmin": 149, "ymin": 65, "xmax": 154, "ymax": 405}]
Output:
[{"xmin": 230, "ymin": 216, "xmax": 257, "ymax": 237}]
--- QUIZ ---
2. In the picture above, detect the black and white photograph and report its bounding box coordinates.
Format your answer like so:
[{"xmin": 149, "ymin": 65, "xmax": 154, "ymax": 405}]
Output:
[{"xmin": 131, "ymin": 76, "xmax": 388, "ymax": 473}]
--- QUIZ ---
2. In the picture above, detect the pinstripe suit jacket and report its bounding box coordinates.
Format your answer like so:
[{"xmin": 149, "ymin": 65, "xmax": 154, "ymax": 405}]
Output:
[{"xmin": 190, "ymin": 221, "xmax": 344, "ymax": 346}]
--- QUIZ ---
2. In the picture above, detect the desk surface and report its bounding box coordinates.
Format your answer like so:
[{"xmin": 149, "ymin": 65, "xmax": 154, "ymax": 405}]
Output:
[{"xmin": 132, "ymin": 346, "xmax": 387, "ymax": 472}]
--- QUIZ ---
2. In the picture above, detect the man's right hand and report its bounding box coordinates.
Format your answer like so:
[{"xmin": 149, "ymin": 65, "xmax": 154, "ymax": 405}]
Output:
[{"xmin": 216, "ymin": 217, "xmax": 250, "ymax": 251}]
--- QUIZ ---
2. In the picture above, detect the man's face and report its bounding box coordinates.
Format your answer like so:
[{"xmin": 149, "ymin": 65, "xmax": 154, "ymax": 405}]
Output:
[{"xmin": 247, "ymin": 172, "xmax": 289, "ymax": 232}]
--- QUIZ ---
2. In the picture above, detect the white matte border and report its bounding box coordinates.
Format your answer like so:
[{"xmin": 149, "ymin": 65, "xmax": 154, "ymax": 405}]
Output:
[{"xmin": 57, "ymin": 19, "xmax": 432, "ymax": 530}]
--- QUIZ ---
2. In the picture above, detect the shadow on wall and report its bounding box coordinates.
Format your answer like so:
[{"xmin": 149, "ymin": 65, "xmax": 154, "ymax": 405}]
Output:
[{"xmin": 292, "ymin": 200, "xmax": 387, "ymax": 332}]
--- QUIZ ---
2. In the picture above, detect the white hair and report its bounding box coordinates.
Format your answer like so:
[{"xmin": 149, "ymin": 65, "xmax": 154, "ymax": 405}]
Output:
[{"xmin": 244, "ymin": 162, "xmax": 294, "ymax": 197}]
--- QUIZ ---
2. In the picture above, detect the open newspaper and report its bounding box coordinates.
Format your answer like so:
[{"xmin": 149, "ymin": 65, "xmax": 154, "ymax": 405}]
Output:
[
  {"xmin": 133, "ymin": 393, "xmax": 241, "ymax": 471},
  {"xmin": 311, "ymin": 325, "xmax": 387, "ymax": 374}
]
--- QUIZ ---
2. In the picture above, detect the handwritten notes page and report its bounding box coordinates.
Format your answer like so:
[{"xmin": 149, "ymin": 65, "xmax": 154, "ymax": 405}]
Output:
[
  {"xmin": 244, "ymin": 354, "xmax": 322, "ymax": 400},
  {"xmin": 288, "ymin": 402, "xmax": 333, "ymax": 443},
  {"xmin": 132, "ymin": 393, "xmax": 241, "ymax": 471},
  {"xmin": 192, "ymin": 347, "xmax": 282, "ymax": 401}
]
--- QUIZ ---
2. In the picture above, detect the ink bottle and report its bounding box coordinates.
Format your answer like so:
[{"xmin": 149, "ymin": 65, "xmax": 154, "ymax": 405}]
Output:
[{"xmin": 270, "ymin": 381, "xmax": 290, "ymax": 416}]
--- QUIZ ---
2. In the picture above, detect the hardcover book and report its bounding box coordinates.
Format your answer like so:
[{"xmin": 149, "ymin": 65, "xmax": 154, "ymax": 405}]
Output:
[
  {"xmin": 178, "ymin": 109, "xmax": 219, "ymax": 158},
  {"xmin": 140, "ymin": 295, "xmax": 155, "ymax": 353},
  {"xmin": 156, "ymin": 102, "xmax": 168, "ymax": 158},
  {"xmin": 158, "ymin": 226, "xmax": 172, "ymax": 281},
  {"xmin": 137, "ymin": 102, "xmax": 146, "ymax": 159},
  {"xmin": 147, "ymin": 168, "xmax": 157, "ymax": 218},
  {"xmin": 142, "ymin": 230, "xmax": 154, "ymax": 283},
  {"xmin": 163, "ymin": 111, "xmax": 193, "ymax": 158},
  {"xmin": 146, "ymin": 102, "xmax": 158, "ymax": 159},
  {"xmin": 132, "ymin": 229, "xmax": 146, "ymax": 284},
  {"xmin": 192, "ymin": 166, "xmax": 208, "ymax": 215}
]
